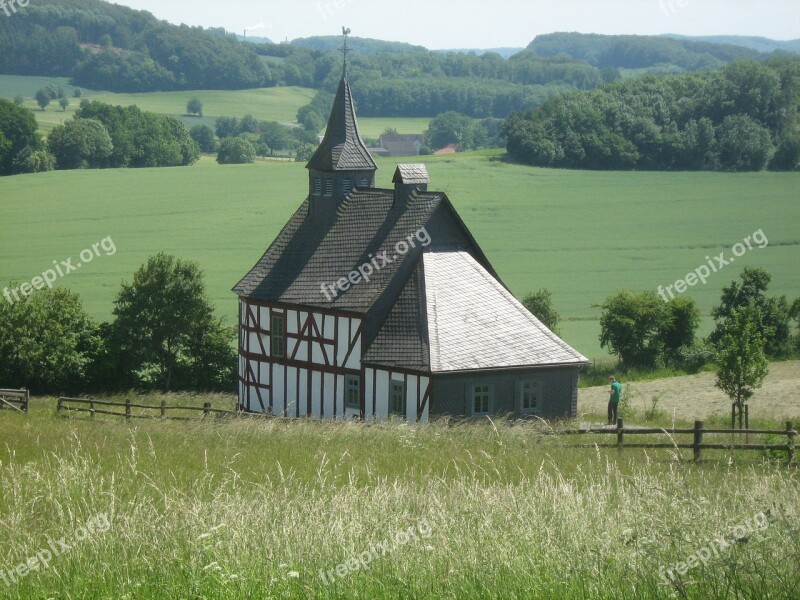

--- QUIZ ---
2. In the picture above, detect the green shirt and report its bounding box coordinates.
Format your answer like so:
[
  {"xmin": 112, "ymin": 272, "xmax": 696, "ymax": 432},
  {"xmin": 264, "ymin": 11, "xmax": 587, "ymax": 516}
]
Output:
[{"xmin": 610, "ymin": 381, "xmax": 622, "ymax": 404}]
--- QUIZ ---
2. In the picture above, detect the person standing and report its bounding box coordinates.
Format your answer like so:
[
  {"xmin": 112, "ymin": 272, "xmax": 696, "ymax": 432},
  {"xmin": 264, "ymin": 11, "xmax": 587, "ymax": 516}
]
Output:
[{"xmin": 608, "ymin": 375, "xmax": 622, "ymax": 425}]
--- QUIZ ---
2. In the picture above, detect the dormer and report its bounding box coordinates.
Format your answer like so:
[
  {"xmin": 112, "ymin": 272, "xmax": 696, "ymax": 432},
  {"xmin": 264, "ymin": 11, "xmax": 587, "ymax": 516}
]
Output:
[{"xmin": 393, "ymin": 164, "xmax": 429, "ymax": 205}]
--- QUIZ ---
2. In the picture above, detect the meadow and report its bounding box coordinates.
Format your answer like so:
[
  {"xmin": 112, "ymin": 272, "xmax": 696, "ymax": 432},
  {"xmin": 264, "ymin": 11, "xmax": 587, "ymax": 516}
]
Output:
[
  {"xmin": 1, "ymin": 151, "xmax": 798, "ymax": 359},
  {"xmin": 0, "ymin": 75, "xmax": 432, "ymax": 137},
  {"xmin": 0, "ymin": 400, "xmax": 798, "ymax": 599}
]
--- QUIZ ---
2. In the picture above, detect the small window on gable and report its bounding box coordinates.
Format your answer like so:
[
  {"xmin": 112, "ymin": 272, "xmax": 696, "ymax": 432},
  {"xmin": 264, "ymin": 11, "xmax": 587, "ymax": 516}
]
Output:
[
  {"xmin": 312, "ymin": 176, "xmax": 322, "ymax": 195},
  {"xmin": 389, "ymin": 380, "xmax": 405, "ymax": 416},
  {"xmin": 270, "ymin": 314, "xmax": 285, "ymax": 358},
  {"xmin": 359, "ymin": 177, "xmax": 370, "ymax": 188},
  {"xmin": 472, "ymin": 384, "xmax": 491, "ymax": 416},
  {"xmin": 323, "ymin": 178, "xmax": 333, "ymax": 197},
  {"xmin": 520, "ymin": 380, "xmax": 541, "ymax": 414},
  {"xmin": 346, "ymin": 375, "xmax": 360, "ymax": 410},
  {"xmin": 342, "ymin": 178, "xmax": 353, "ymax": 196}
]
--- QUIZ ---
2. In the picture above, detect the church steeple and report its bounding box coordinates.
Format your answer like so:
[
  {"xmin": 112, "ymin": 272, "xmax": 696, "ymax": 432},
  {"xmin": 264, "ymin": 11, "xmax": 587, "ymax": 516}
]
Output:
[{"xmin": 306, "ymin": 28, "xmax": 377, "ymax": 214}]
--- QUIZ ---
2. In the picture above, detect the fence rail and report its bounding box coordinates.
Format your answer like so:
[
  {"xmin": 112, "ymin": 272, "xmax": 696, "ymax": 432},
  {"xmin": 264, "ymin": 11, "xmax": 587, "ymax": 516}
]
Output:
[
  {"xmin": 57, "ymin": 396, "xmax": 241, "ymax": 421},
  {"xmin": 0, "ymin": 388, "xmax": 29, "ymax": 413},
  {"xmin": 562, "ymin": 419, "xmax": 796, "ymax": 463}
]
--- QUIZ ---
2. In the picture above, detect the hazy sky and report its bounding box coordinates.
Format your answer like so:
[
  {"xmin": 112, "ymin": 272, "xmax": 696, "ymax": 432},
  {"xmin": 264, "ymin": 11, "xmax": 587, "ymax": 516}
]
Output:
[{"xmin": 112, "ymin": 0, "xmax": 800, "ymax": 49}]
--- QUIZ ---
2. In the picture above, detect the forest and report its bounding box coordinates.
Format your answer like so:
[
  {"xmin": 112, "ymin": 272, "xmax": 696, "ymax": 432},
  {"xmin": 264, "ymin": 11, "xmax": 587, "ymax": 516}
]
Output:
[{"xmin": 503, "ymin": 58, "xmax": 800, "ymax": 171}]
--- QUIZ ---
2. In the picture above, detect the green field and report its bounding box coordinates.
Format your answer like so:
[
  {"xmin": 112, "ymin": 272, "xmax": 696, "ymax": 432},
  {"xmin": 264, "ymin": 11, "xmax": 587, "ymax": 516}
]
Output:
[
  {"xmin": 0, "ymin": 403, "xmax": 797, "ymax": 599},
  {"xmin": 0, "ymin": 74, "xmax": 318, "ymax": 133},
  {"xmin": 1, "ymin": 152, "xmax": 798, "ymax": 359}
]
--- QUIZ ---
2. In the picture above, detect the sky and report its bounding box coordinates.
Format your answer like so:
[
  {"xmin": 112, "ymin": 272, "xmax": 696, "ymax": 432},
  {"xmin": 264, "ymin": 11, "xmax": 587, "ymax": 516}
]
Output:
[{"xmin": 111, "ymin": 0, "xmax": 800, "ymax": 50}]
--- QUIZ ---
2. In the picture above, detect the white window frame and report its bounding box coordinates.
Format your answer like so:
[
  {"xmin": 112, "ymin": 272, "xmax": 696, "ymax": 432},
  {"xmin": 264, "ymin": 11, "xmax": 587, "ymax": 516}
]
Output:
[
  {"xmin": 389, "ymin": 380, "xmax": 405, "ymax": 416},
  {"xmin": 519, "ymin": 380, "xmax": 542, "ymax": 414},
  {"xmin": 471, "ymin": 383, "xmax": 492, "ymax": 416},
  {"xmin": 346, "ymin": 375, "xmax": 360, "ymax": 410}
]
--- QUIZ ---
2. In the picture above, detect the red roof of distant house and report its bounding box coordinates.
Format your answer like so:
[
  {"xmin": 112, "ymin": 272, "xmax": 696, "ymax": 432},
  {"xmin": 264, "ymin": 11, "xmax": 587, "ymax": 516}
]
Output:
[{"xmin": 433, "ymin": 144, "xmax": 458, "ymax": 155}]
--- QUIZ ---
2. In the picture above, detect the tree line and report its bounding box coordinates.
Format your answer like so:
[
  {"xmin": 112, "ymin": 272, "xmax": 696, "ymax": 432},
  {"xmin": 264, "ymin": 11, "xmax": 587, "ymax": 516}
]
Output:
[
  {"xmin": 0, "ymin": 254, "xmax": 235, "ymax": 395},
  {"xmin": 0, "ymin": 98, "xmax": 199, "ymax": 175},
  {"xmin": 504, "ymin": 58, "xmax": 800, "ymax": 171}
]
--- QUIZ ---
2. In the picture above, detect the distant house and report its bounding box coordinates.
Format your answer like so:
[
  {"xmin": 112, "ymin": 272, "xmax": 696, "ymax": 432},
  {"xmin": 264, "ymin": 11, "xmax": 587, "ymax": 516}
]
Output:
[
  {"xmin": 434, "ymin": 143, "xmax": 459, "ymax": 155},
  {"xmin": 379, "ymin": 133, "xmax": 425, "ymax": 157},
  {"xmin": 233, "ymin": 56, "xmax": 588, "ymax": 422}
]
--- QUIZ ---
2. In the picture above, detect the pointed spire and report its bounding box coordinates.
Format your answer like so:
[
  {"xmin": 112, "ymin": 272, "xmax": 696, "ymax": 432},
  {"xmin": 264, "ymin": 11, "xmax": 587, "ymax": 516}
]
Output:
[{"xmin": 306, "ymin": 28, "xmax": 376, "ymax": 174}]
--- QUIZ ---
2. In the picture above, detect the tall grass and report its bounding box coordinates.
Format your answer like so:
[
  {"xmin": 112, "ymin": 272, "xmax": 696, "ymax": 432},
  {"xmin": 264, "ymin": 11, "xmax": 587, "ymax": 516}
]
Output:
[{"xmin": 0, "ymin": 407, "xmax": 797, "ymax": 598}]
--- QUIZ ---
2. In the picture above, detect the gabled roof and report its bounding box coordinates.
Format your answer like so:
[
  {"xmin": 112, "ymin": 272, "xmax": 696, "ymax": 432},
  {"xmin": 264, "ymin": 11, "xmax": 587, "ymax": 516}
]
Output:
[
  {"xmin": 393, "ymin": 164, "xmax": 429, "ymax": 186},
  {"xmin": 232, "ymin": 188, "xmax": 444, "ymax": 312},
  {"xmin": 306, "ymin": 76, "xmax": 377, "ymax": 173},
  {"xmin": 422, "ymin": 252, "xmax": 588, "ymax": 372}
]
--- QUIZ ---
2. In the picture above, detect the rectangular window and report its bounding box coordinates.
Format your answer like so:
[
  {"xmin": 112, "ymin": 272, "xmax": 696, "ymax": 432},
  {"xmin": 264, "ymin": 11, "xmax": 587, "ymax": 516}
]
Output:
[
  {"xmin": 359, "ymin": 177, "xmax": 370, "ymax": 188},
  {"xmin": 389, "ymin": 380, "xmax": 405, "ymax": 416},
  {"xmin": 324, "ymin": 178, "xmax": 333, "ymax": 197},
  {"xmin": 342, "ymin": 179, "xmax": 353, "ymax": 196},
  {"xmin": 346, "ymin": 375, "xmax": 360, "ymax": 410},
  {"xmin": 472, "ymin": 384, "xmax": 491, "ymax": 415},
  {"xmin": 270, "ymin": 314, "xmax": 285, "ymax": 358},
  {"xmin": 520, "ymin": 380, "xmax": 540, "ymax": 414},
  {"xmin": 313, "ymin": 176, "xmax": 321, "ymax": 195}
]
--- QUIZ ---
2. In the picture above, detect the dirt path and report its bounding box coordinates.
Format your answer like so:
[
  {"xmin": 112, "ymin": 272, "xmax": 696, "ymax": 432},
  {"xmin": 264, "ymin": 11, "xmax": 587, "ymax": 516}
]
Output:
[{"xmin": 578, "ymin": 360, "xmax": 800, "ymax": 421}]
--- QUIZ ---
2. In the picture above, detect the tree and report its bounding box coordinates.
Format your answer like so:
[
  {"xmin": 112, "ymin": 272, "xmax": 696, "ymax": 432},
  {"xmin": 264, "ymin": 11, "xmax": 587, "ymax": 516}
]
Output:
[
  {"xmin": 217, "ymin": 136, "xmax": 256, "ymax": 164},
  {"xmin": 190, "ymin": 124, "xmax": 217, "ymax": 153},
  {"xmin": 598, "ymin": 291, "xmax": 667, "ymax": 368},
  {"xmin": 47, "ymin": 118, "xmax": 114, "ymax": 169},
  {"xmin": 0, "ymin": 98, "xmax": 41, "ymax": 175},
  {"xmin": 111, "ymin": 254, "xmax": 234, "ymax": 392},
  {"xmin": 73, "ymin": 87, "xmax": 82, "ymax": 98},
  {"xmin": 427, "ymin": 111, "xmax": 474, "ymax": 150},
  {"xmin": 522, "ymin": 288, "xmax": 561, "ymax": 334},
  {"xmin": 715, "ymin": 304, "xmax": 769, "ymax": 428},
  {"xmin": 709, "ymin": 267, "xmax": 791, "ymax": 357},
  {"xmin": 716, "ymin": 114, "xmax": 772, "ymax": 171},
  {"xmin": 59, "ymin": 97, "xmax": 69, "ymax": 112},
  {"xmin": 187, "ymin": 97, "xmax": 203, "ymax": 117},
  {"xmin": 0, "ymin": 286, "xmax": 99, "ymax": 393},
  {"xmin": 13, "ymin": 95, "xmax": 23, "ymax": 106},
  {"xmin": 35, "ymin": 88, "xmax": 51, "ymax": 111}
]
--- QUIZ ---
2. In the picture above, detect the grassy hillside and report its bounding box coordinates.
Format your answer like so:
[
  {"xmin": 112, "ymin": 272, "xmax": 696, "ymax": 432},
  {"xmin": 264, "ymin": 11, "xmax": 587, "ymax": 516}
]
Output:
[
  {"xmin": 0, "ymin": 404, "xmax": 797, "ymax": 598},
  {"xmin": 1, "ymin": 152, "xmax": 797, "ymax": 359},
  {"xmin": 0, "ymin": 75, "xmax": 317, "ymax": 133}
]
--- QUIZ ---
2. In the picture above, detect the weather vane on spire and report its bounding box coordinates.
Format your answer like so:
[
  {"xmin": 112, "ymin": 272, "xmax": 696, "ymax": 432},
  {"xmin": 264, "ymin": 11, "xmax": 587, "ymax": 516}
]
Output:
[{"xmin": 341, "ymin": 27, "xmax": 352, "ymax": 75}]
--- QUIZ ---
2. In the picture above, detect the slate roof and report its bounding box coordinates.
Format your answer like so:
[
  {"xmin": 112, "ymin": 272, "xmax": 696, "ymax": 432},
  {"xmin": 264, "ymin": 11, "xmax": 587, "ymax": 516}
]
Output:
[
  {"xmin": 306, "ymin": 76, "xmax": 377, "ymax": 172},
  {"xmin": 362, "ymin": 260, "xmax": 430, "ymax": 371},
  {"xmin": 233, "ymin": 189, "xmax": 443, "ymax": 312},
  {"xmin": 422, "ymin": 252, "xmax": 589, "ymax": 372},
  {"xmin": 393, "ymin": 164, "xmax": 429, "ymax": 186}
]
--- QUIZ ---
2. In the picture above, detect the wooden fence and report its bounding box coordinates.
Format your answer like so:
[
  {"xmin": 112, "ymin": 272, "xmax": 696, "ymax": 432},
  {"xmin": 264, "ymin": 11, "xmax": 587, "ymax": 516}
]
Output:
[
  {"xmin": 57, "ymin": 397, "xmax": 241, "ymax": 421},
  {"xmin": 0, "ymin": 388, "xmax": 29, "ymax": 413},
  {"xmin": 562, "ymin": 419, "xmax": 796, "ymax": 463}
]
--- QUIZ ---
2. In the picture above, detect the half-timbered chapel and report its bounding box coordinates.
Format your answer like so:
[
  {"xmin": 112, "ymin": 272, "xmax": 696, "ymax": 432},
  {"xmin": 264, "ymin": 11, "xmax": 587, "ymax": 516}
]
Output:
[{"xmin": 233, "ymin": 50, "xmax": 588, "ymax": 422}]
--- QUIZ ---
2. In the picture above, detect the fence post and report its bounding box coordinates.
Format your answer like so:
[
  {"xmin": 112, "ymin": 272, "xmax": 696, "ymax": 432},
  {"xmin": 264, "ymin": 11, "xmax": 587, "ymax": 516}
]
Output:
[
  {"xmin": 745, "ymin": 404, "xmax": 749, "ymax": 430},
  {"xmin": 90, "ymin": 400, "xmax": 95, "ymax": 419},
  {"xmin": 57, "ymin": 397, "xmax": 63, "ymax": 414},
  {"xmin": 693, "ymin": 420, "xmax": 704, "ymax": 462},
  {"xmin": 24, "ymin": 390, "xmax": 29, "ymax": 413},
  {"xmin": 731, "ymin": 403, "xmax": 735, "ymax": 429},
  {"xmin": 203, "ymin": 402, "xmax": 211, "ymax": 418},
  {"xmin": 160, "ymin": 398, "xmax": 166, "ymax": 419},
  {"xmin": 787, "ymin": 422, "xmax": 795, "ymax": 465},
  {"xmin": 616, "ymin": 418, "xmax": 624, "ymax": 449},
  {"xmin": 125, "ymin": 399, "xmax": 131, "ymax": 421}
]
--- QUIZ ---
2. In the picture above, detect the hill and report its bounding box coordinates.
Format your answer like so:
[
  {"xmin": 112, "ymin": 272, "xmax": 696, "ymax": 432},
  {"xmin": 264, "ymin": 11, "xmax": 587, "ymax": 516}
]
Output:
[
  {"xmin": 290, "ymin": 35, "xmax": 427, "ymax": 55},
  {"xmin": 1, "ymin": 153, "xmax": 797, "ymax": 359},
  {"xmin": 528, "ymin": 32, "xmax": 764, "ymax": 71},
  {"xmin": 663, "ymin": 34, "xmax": 800, "ymax": 54}
]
